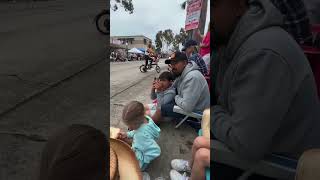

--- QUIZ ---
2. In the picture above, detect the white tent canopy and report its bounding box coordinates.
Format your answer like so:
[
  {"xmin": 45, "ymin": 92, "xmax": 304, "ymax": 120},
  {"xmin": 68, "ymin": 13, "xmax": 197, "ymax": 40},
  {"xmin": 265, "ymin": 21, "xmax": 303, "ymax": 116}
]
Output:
[{"xmin": 128, "ymin": 48, "xmax": 144, "ymax": 54}]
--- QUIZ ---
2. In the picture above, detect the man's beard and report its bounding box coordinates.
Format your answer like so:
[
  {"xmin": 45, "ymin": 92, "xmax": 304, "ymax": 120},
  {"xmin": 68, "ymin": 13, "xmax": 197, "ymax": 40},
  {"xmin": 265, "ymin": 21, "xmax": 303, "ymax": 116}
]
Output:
[{"xmin": 172, "ymin": 70, "xmax": 182, "ymax": 78}]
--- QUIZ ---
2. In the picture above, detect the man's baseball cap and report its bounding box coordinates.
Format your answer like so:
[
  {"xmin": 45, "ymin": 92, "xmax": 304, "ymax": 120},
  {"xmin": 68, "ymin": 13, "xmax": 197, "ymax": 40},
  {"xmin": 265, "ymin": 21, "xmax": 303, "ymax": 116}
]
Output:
[
  {"xmin": 165, "ymin": 51, "xmax": 188, "ymax": 64},
  {"xmin": 182, "ymin": 39, "xmax": 198, "ymax": 51}
]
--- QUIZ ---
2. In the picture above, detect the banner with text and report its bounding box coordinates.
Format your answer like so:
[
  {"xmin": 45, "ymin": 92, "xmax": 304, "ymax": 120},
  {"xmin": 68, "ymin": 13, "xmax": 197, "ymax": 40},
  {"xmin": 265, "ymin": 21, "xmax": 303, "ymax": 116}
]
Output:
[{"xmin": 185, "ymin": 0, "xmax": 203, "ymax": 31}]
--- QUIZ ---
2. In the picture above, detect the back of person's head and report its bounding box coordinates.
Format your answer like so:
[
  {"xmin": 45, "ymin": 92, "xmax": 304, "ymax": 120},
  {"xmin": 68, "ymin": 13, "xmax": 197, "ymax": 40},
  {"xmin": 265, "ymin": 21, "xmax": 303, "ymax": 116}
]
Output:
[
  {"xmin": 122, "ymin": 101, "xmax": 145, "ymax": 125},
  {"xmin": 39, "ymin": 124, "xmax": 107, "ymax": 180},
  {"xmin": 159, "ymin": 71, "xmax": 175, "ymax": 82},
  {"xmin": 296, "ymin": 149, "xmax": 320, "ymax": 180}
]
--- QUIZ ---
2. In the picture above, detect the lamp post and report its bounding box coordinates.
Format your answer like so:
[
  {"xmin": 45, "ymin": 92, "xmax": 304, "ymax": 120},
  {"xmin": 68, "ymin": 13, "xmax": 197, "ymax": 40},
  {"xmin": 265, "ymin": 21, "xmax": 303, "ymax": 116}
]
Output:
[{"xmin": 126, "ymin": 41, "xmax": 128, "ymax": 61}]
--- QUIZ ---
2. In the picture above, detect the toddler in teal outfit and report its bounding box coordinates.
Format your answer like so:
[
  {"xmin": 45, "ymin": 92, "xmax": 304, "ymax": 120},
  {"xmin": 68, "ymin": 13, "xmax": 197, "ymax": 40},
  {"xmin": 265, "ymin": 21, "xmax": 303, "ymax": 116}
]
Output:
[{"xmin": 118, "ymin": 101, "xmax": 161, "ymax": 171}]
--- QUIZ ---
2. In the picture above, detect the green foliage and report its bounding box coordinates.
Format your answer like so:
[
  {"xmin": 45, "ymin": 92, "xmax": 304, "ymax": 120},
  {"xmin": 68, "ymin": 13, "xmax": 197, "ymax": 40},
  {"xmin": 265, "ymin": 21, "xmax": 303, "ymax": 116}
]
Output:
[
  {"xmin": 155, "ymin": 31, "xmax": 163, "ymax": 52},
  {"xmin": 111, "ymin": 0, "xmax": 134, "ymax": 14},
  {"xmin": 155, "ymin": 28, "xmax": 188, "ymax": 52}
]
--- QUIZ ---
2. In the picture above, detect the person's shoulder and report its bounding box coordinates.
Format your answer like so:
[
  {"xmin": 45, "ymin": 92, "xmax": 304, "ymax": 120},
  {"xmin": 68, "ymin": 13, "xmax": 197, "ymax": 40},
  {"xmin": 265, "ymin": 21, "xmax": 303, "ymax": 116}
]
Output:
[{"xmin": 185, "ymin": 69, "xmax": 205, "ymax": 80}]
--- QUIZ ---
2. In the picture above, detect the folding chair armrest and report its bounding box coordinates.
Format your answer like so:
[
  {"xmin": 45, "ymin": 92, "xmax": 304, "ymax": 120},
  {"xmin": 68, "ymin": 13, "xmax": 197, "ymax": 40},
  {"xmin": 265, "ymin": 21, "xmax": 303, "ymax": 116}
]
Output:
[
  {"xmin": 211, "ymin": 140, "xmax": 296, "ymax": 179},
  {"xmin": 173, "ymin": 105, "xmax": 203, "ymax": 119}
]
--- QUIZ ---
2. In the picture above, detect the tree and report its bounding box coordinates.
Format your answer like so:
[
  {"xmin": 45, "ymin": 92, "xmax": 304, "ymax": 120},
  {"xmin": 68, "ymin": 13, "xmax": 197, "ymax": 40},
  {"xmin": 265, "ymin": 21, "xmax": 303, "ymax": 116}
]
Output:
[
  {"xmin": 111, "ymin": 0, "xmax": 134, "ymax": 14},
  {"xmin": 155, "ymin": 31, "xmax": 163, "ymax": 52},
  {"xmin": 162, "ymin": 29, "xmax": 174, "ymax": 49},
  {"xmin": 172, "ymin": 34, "xmax": 181, "ymax": 51},
  {"xmin": 172, "ymin": 28, "xmax": 188, "ymax": 51},
  {"xmin": 155, "ymin": 28, "xmax": 188, "ymax": 52}
]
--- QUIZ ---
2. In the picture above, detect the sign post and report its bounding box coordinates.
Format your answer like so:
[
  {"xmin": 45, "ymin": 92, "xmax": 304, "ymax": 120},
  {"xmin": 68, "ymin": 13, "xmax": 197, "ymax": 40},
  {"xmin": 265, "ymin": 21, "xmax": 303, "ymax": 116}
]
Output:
[{"xmin": 185, "ymin": 0, "xmax": 208, "ymax": 44}]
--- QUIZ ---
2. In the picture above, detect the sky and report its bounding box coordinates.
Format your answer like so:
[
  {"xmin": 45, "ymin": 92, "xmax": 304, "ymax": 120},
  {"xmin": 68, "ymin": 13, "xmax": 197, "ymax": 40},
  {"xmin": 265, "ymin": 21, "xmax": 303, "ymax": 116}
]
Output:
[{"xmin": 110, "ymin": 0, "xmax": 210, "ymax": 44}]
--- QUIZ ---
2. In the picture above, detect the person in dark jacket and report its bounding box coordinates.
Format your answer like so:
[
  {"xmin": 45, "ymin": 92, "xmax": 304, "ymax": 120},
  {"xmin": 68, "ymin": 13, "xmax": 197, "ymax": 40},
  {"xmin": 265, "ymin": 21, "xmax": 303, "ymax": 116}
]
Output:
[{"xmin": 211, "ymin": 0, "xmax": 320, "ymax": 179}]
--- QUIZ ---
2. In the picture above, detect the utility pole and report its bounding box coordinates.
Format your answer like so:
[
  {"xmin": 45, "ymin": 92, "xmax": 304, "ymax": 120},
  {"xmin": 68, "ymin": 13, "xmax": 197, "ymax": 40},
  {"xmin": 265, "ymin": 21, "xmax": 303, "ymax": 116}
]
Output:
[{"xmin": 186, "ymin": 0, "xmax": 208, "ymax": 44}]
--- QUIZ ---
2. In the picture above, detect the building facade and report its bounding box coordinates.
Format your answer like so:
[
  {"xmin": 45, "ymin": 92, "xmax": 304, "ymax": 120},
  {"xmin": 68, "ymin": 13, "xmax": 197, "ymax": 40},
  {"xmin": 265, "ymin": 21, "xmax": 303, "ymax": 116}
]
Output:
[{"xmin": 110, "ymin": 35, "xmax": 152, "ymax": 50}]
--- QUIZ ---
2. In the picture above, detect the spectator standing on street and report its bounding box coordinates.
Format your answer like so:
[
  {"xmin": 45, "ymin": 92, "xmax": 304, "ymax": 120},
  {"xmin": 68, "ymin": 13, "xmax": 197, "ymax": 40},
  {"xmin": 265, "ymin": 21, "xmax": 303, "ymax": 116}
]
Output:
[
  {"xmin": 197, "ymin": 22, "xmax": 211, "ymax": 70},
  {"xmin": 182, "ymin": 40, "xmax": 208, "ymax": 76}
]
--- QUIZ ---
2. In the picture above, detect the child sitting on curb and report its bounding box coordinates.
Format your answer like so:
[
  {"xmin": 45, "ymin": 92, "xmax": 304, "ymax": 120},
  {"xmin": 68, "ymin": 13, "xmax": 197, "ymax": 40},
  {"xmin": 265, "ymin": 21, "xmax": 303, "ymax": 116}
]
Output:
[
  {"xmin": 118, "ymin": 101, "xmax": 161, "ymax": 171},
  {"xmin": 145, "ymin": 71, "xmax": 176, "ymax": 117}
]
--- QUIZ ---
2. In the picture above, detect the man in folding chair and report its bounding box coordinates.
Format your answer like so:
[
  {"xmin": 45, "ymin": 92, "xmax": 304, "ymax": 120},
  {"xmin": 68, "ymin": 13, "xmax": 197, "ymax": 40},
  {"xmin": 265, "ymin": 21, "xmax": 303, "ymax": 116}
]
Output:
[
  {"xmin": 210, "ymin": 0, "xmax": 320, "ymax": 179},
  {"xmin": 151, "ymin": 51, "xmax": 210, "ymax": 126}
]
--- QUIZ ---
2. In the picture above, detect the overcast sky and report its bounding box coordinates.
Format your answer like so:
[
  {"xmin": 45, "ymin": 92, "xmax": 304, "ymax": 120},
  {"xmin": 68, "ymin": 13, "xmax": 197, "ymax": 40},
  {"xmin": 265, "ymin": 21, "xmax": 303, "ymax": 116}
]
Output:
[{"xmin": 110, "ymin": 0, "xmax": 210, "ymax": 44}]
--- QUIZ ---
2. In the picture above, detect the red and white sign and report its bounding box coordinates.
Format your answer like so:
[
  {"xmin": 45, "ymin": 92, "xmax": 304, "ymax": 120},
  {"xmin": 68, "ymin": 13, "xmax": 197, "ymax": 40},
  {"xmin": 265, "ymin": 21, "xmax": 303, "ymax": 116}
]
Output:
[{"xmin": 185, "ymin": 0, "xmax": 203, "ymax": 31}]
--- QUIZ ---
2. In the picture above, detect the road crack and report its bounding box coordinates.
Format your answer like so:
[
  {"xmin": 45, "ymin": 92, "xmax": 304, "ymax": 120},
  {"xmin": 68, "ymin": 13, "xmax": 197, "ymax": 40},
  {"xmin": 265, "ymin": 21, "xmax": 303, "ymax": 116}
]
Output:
[
  {"xmin": 0, "ymin": 131, "xmax": 47, "ymax": 142},
  {"xmin": 0, "ymin": 73, "xmax": 50, "ymax": 86},
  {"xmin": 111, "ymin": 73, "xmax": 156, "ymax": 99}
]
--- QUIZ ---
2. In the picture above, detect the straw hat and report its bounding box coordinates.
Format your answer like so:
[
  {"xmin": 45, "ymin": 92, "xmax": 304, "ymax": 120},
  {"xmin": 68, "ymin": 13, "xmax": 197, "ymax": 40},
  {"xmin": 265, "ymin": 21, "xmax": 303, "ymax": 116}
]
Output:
[
  {"xmin": 110, "ymin": 128, "xmax": 142, "ymax": 180},
  {"xmin": 110, "ymin": 147, "xmax": 118, "ymax": 180}
]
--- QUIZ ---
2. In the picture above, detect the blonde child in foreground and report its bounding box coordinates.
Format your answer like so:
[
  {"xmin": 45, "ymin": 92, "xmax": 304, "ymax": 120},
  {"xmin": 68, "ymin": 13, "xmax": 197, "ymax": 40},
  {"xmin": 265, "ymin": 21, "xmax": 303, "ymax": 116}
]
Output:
[{"xmin": 117, "ymin": 101, "xmax": 161, "ymax": 172}]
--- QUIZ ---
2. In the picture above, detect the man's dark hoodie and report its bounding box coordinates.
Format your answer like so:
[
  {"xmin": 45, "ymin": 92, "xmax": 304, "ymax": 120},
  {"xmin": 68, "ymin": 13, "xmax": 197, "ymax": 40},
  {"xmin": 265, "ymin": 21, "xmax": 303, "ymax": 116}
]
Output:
[{"xmin": 211, "ymin": 0, "xmax": 320, "ymax": 162}]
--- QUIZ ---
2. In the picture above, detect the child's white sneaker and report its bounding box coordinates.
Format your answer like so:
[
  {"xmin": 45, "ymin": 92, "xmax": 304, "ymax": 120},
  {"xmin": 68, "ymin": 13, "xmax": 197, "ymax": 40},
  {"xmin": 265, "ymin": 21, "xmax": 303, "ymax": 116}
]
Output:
[
  {"xmin": 170, "ymin": 170, "xmax": 189, "ymax": 180},
  {"xmin": 142, "ymin": 172, "xmax": 150, "ymax": 180},
  {"xmin": 171, "ymin": 159, "xmax": 191, "ymax": 172}
]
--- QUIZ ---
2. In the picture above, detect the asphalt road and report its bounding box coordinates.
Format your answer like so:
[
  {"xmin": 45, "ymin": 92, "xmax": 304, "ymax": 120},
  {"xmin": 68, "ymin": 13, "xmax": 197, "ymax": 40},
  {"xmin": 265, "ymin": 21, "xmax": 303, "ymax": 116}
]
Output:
[
  {"xmin": 0, "ymin": 0, "xmax": 107, "ymax": 115},
  {"xmin": 110, "ymin": 61, "xmax": 198, "ymax": 179},
  {"xmin": 0, "ymin": 1, "xmax": 107, "ymax": 179},
  {"xmin": 0, "ymin": 61, "xmax": 108, "ymax": 180}
]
